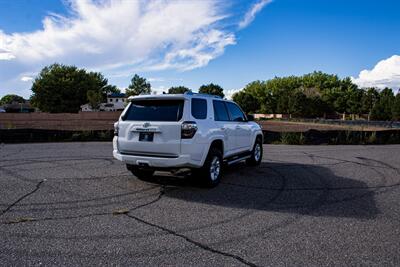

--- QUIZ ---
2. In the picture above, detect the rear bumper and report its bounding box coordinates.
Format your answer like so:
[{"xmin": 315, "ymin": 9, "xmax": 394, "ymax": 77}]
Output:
[{"xmin": 113, "ymin": 150, "xmax": 202, "ymax": 168}]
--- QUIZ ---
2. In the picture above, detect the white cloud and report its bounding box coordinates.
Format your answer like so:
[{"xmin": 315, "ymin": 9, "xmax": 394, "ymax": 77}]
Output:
[
  {"xmin": 149, "ymin": 29, "xmax": 235, "ymax": 71},
  {"xmin": 238, "ymin": 0, "xmax": 272, "ymax": 29},
  {"xmin": 352, "ymin": 55, "xmax": 400, "ymax": 89},
  {"xmin": 0, "ymin": 0, "xmax": 237, "ymax": 97},
  {"xmin": 0, "ymin": 49, "xmax": 15, "ymax": 60},
  {"xmin": 147, "ymin": 77, "xmax": 165, "ymax": 83},
  {"xmin": 21, "ymin": 76, "xmax": 34, "ymax": 82},
  {"xmin": 224, "ymin": 88, "xmax": 243, "ymax": 100},
  {"xmin": 150, "ymin": 86, "xmax": 167, "ymax": 95}
]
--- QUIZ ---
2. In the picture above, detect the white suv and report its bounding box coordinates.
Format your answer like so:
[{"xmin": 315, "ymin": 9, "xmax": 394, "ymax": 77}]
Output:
[{"xmin": 113, "ymin": 92, "xmax": 263, "ymax": 186}]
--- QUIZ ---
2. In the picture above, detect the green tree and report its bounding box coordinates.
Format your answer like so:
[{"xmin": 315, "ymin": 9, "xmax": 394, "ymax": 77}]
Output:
[
  {"xmin": 371, "ymin": 88, "xmax": 395, "ymax": 121},
  {"xmin": 333, "ymin": 91, "xmax": 348, "ymax": 114},
  {"xmin": 168, "ymin": 86, "xmax": 190, "ymax": 94},
  {"xmin": 232, "ymin": 91, "xmax": 260, "ymax": 114},
  {"xmin": 30, "ymin": 63, "xmax": 111, "ymax": 113},
  {"xmin": 320, "ymin": 88, "xmax": 338, "ymax": 114},
  {"xmin": 87, "ymin": 90, "xmax": 103, "ymax": 110},
  {"xmin": 347, "ymin": 88, "xmax": 364, "ymax": 117},
  {"xmin": 0, "ymin": 94, "xmax": 25, "ymax": 105},
  {"xmin": 308, "ymin": 96, "xmax": 327, "ymax": 118},
  {"xmin": 102, "ymin": 85, "xmax": 121, "ymax": 102},
  {"xmin": 391, "ymin": 91, "xmax": 400, "ymax": 120},
  {"xmin": 361, "ymin": 88, "xmax": 379, "ymax": 119},
  {"xmin": 199, "ymin": 83, "xmax": 224, "ymax": 98},
  {"xmin": 103, "ymin": 85, "xmax": 120, "ymax": 94},
  {"xmin": 126, "ymin": 74, "xmax": 151, "ymax": 96},
  {"xmin": 240, "ymin": 73, "xmax": 350, "ymax": 116},
  {"xmin": 242, "ymin": 81, "xmax": 273, "ymax": 113},
  {"xmin": 302, "ymin": 72, "xmax": 342, "ymax": 99},
  {"xmin": 276, "ymin": 92, "xmax": 290, "ymax": 114},
  {"xmin": 288, "ymin": 91, "xmax": 307, "ymax": 117}
]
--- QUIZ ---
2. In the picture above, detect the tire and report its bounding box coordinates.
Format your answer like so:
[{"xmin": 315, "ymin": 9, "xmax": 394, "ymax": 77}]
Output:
[
  {"xmin": 126, "ymin": 164, "xmax": 155, "ymax": 181},
  {"xmin": 246, "ymin": 137, "xmax": 263, "ymax": 166},
  {"xmin": 196, "ymin": 147, "xmax": 223, "ymax": 187}
]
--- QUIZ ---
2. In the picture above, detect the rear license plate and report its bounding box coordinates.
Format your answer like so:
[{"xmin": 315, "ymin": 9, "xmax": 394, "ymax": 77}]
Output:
[{"xmin": 139, "ymin": 132, "xmax": 154, "ymax": 142}]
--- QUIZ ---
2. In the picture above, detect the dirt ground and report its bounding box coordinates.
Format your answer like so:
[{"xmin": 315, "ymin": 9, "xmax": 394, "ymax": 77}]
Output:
[{"xmin": 258, "ymin": 120, "xmax": 389, "ymax": 132}]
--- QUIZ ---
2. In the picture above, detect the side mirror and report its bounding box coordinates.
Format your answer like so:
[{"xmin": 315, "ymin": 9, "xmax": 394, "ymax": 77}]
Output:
[{"xmin": 247, "ymin": 114, "xmax": 254, "ymax": 121}]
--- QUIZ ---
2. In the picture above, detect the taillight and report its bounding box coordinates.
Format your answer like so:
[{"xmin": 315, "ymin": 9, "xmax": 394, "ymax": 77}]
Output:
[
  {"xmin": 114, "ymin": 123, "xmax": 119, "ymax": 136},
  {"xmin": 181, "ymin": 121, "xmax": 197, "ymax": 139}
]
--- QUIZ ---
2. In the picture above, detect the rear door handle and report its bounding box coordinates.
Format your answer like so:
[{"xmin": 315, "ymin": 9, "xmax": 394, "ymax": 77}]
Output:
[{"xmin": 221, "ymin": 127, "xmax": 225, "ymax": 130}]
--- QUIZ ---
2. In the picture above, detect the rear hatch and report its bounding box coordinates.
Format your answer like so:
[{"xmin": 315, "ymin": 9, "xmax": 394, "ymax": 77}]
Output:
[{"xmin": 117, "ymin": 98, "xmax": 184, "ymax": 158}]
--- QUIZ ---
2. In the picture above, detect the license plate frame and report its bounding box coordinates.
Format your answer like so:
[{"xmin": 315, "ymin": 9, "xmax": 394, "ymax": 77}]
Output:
[{"xmin": 139, "ymin": 132, "xmax": 154, "ymax": 142}]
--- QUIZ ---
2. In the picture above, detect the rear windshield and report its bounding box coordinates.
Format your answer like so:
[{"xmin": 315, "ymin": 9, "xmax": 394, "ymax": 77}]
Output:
[{"xmin": 123, "ymin": 99, "xmax": 184, "ymax": 121}]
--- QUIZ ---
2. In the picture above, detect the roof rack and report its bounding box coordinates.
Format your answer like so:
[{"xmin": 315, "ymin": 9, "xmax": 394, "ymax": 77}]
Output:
[{"xmin": 184, "ymin": 91, "xmax": 222, "ymax": 99}]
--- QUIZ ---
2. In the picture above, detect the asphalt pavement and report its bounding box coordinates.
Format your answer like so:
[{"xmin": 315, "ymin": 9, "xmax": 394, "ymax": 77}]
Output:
[{"xmin": 1, "ymin": 143, "xmax": 399, "ymax": 266}]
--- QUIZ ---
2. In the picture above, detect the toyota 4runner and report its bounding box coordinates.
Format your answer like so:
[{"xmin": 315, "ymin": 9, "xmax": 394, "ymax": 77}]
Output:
[{"xmin": 113, "ymin": 92, "xmax": 263, "ymax": 187}]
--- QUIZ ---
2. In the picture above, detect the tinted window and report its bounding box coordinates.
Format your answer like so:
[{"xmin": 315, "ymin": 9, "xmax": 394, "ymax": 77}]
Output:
[
  {"xmin": 213, "ymin": 101, "xmax": 230, "ymax": 121},
  {"xmin": 191, "ymin": 98, "xmax": 207, "ymax": 119},
  {"xmin": 124, "ymin": 100, "xmax": 183, "ymax": 121},
  {"xmin": 226, "ymin": 102, "xmax": 246, "ymax": 122}
]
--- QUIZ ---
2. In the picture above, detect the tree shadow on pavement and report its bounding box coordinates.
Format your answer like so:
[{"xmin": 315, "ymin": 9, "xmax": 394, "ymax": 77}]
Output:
[{"xmin": 141, "ymin": 162, "xmax": 379, "ymax": 220}]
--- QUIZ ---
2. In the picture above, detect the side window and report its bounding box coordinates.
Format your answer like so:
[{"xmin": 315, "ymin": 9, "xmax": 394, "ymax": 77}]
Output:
[
  {"xmin": 213, "ymin": 100, "xmax": 230, "ymax": 121},
  {"xmin": 226, "ymin": 102, "xmax": 246, "ymax": 122},
  {"xmin": 191, "ymin": 98, "xmax": 207, "ymax": 119}
]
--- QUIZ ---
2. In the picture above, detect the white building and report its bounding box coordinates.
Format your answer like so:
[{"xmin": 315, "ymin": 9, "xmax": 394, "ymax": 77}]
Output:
[
  {"xmin": 107, "ymin": 93, "xmax": 127, "ymax": 106},
  {"xmin": 81, "ymin": 93, "xmax": 127, "ymax": 112},
  {"xmin": 105, "ymin": 93, "xmax": 126, "ymax": 111},
  {"xmin": 80, "ymin": 103, "xmax": 93, "ymax": 112}
]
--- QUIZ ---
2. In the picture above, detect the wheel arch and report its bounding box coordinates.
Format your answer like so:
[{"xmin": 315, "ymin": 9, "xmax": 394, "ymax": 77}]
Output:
[
  {"xmin": 210, "ymin": 139, "xmax": 224, "ymax": 155},
  {"xmin": 250, "ymin": 131, "xmax": 264, "ymax": 149},
  {"xmin": 200, "ymin": 138, "xmax": 224, "ymax": 166}
]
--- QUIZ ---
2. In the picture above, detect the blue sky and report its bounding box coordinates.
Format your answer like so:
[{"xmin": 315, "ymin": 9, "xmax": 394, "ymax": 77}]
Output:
[{"xmin": 0, "ymin": 0, "xmax": 399, "ymax": 98}]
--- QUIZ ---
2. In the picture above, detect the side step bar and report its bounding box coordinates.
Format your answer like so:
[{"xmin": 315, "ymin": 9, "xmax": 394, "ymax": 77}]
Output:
[{"xmin": 224, "ymin": 151, "xmax": 252, "ymax": 165}]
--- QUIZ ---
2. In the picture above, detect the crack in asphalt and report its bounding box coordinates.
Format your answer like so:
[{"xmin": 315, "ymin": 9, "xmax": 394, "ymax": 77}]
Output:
[
  {"xmin": 2, "ymin": 145, "xmax": 399, "ymax": 266},
  {"xmin": 0, "ymin": 180, "xmax": 44, "ymax": 217},
  {"xmin": 122, "ymin": 185, "xmax": 257, "ymax": 267},
  {"xmin": 3, "ymin": 183, "xmax": 258, "ymax": 266},
  {"xmin": 2, "ymin": 186, "xmax": 165, "ymax": 225},
  {"xmin": 0, "ymin": 185, "xmax": 159, "ymax": 207},
  {"xmin": 199, "ymin": 152, "xmax": 398, "ymax": 249},
  {"xmin": 124, "ymin": 212, "xmax": 259, "ymax": 267},
  {"xmin": 1, "ymin": 184, "xmax": 259, "ymax": 266},
  {"xmin": 200, "ymin": 164, "xmax": 328, "ymax": 248}
]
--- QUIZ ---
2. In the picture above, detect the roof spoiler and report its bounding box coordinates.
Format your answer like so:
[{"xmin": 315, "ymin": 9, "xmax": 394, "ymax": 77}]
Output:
[{"xmin": 184, "ymin": 91, "xmax": 222, "ymax": 99}]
